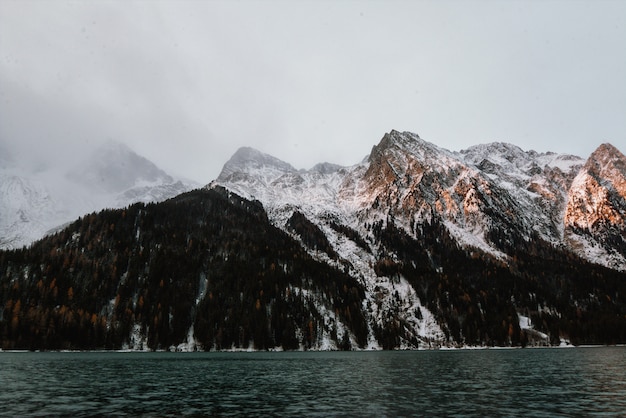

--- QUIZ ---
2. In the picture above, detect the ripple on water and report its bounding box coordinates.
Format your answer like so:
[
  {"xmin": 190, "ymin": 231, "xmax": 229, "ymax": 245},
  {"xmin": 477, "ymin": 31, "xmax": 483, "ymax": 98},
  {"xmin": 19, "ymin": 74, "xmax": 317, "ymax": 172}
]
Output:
[{"xmin": 1, "ymin": 348, "xmax": 626, "ymax": 417}]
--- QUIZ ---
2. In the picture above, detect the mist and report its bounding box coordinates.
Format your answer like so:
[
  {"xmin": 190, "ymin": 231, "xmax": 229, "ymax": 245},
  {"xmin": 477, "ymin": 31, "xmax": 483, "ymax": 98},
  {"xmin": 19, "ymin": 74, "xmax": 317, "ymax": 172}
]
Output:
[{"xmin": 1, "ymin": 0, "xmax": 625, "ymax": 183}]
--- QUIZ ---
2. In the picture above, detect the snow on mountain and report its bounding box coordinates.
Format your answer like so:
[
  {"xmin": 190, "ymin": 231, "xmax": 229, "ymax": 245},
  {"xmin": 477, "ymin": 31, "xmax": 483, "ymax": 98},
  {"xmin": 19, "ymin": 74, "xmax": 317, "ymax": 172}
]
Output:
[
  {"xmin": 214, "ymin": 132, "xmax": 623, "ymax": 271},
  {"xmin": 0, "ymin": 140, "xmax": 196, "ymax": 249},
  {"xmin": 347, "ymin": 131, "xmax": 583, "ymax": 258},
  {"xmin": 212, "ymin": 130, "xmax": 626, "ymax": 347},
  {"xmin": 213, "ymin": 146, "xmax": 354, "ymax": 227},
  {"xmin": 564, "ymin": 143, "xmax": 626, "ymax": 270},
  {"xmin": 213, "ymin": 136, "xmax": 450, "ymax": 347},
  {"xmin": 458, "ymin": 141, "xmax": 584, "ymax": 245},
  {"xmin": 0, "ymin": 173, "xmax": 57, "ymax": 248},
  {"xmin": 356, "ymin": 131, "xmax": 521, "ymax": 253},
  {"xmin": 69, "ymin": 140, "xmax": 175, "ymax": 193},
  {"xmin": 3, "ymin": 130, "xmax": 624, "ymax": 351}
]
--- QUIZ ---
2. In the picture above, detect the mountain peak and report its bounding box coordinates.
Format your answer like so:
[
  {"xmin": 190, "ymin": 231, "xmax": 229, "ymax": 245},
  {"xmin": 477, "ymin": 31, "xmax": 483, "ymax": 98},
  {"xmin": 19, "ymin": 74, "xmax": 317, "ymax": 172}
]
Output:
[
  {"xmin": 367, "ymin": 130, "xmax": 429, "ymax": 165},
  {"xmin": 310, "ymin": 162, "xmax": 343, "ymax": 174},
  {"xmin": 594, "ymin": 142, "xmax": 622, "ymax": 156},
  {"xmin": 212, "ymin": 130, "xmax": 623, "ymax": 271},
  {"xmin": 587, "ymin": 143, "xmax": 625, "ymax": 169},
  {"xmin": 217, "ymin": 147, "xmax": 296, "ymax": 182},
  {"xmin": 70, "ymin": 141, "xmax": 173, "ymax": 193},
  {"xmin": 377, "ymin": 130, "xmax": 422, "ymax": 149},
  {"xmin": 1, "ymin": 139, "xmax": 192, "ymax": 249},
  {"xmin": 581, "ymin": 143, "xmax": 626, "ymax": 189},
  {"xmin": 461, "ymin": 141, "xmax": 526, "ymax": 157},
  {"xmin": 230, "ymin": 146, "xmax": 292, "ymax": 166}
]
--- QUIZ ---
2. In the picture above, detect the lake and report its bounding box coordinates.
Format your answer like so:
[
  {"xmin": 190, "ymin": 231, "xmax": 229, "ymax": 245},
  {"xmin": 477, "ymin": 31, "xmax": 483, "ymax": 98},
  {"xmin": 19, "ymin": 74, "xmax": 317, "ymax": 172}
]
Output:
[{"xmin": 1, "ymin": 347, "xmax": 625, "ymax": 417}]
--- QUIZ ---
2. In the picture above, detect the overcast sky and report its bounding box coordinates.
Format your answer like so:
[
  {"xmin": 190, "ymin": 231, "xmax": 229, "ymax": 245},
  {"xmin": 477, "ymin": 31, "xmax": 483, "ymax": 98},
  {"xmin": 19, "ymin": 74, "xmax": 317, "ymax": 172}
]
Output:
[{"xmin": 1, "ymin": 0, "xmax": 625, "ymax": 183}]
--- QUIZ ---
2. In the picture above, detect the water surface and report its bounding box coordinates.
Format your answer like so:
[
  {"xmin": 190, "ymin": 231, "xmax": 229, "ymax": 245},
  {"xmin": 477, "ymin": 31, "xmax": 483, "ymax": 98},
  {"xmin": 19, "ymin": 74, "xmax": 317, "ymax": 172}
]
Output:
[{"xmin": 1, "ymin": 348, "xmax": 625, "ymax": 416}]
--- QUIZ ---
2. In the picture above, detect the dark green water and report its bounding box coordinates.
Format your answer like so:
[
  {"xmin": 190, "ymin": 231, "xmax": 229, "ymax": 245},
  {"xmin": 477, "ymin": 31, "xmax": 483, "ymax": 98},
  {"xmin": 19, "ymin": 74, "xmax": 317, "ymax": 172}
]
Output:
[{"xmin": 1, "ymin": 347, "xmax": 625, "ymax": 417}]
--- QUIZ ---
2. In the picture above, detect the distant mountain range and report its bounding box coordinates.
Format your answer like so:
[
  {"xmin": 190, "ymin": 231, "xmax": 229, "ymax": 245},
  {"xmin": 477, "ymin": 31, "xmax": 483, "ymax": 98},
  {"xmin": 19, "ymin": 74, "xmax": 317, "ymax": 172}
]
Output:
[
  {"xmin": 215, "ymin": 130, "xmax": 626, "ymax": 272},
  {"xmin": 0, "ymin": 140, "xmax": 196, "ymax": 249},
  {"xmin": 1, "ymin": 131, "xmax": 625, "ymax": 351}
]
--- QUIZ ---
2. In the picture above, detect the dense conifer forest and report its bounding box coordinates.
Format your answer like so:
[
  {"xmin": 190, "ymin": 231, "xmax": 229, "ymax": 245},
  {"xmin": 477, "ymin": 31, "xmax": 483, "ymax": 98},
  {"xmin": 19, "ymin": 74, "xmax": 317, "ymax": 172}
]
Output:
[
  {"xmin": 371, "ymin": 219, "xmax": 626, "ymax": 346},
  {"xmin": 1, "ymin": 187, "xmax": 625, "ymax": 350},
  {"xmin": 0, "ymin": 188, "xmax": 366, "ymax": 350}
]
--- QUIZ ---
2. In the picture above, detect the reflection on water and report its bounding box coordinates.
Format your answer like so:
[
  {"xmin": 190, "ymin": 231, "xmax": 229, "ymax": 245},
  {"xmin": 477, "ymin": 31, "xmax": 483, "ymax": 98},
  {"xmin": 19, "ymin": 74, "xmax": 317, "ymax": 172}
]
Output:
[{"xmin": 1, "ymin": 348, "xmax": 625, "ymax": 417}]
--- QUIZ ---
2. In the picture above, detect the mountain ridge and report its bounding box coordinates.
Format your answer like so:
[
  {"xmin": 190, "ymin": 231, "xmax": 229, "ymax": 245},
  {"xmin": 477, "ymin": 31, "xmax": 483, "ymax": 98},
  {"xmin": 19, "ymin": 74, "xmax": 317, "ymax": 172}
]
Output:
[
  {"xmin": 2, "ymin": 130, "xmax": 625, "ymax": 351},
  {"xmin": 214, "ymin": 131, "xmax": 622, "ymax": 270}
]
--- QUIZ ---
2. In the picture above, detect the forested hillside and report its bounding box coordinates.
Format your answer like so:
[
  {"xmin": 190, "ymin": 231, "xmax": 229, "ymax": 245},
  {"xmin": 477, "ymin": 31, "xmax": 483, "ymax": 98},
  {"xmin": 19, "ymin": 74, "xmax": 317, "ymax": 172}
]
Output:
[
  {"xmin": 370, "ymin": 219, "xmax": 626, "ymax": 346},
  {"xmin": 1, "ymin": 187, "xmax": 626, "ymax": 351},
  {"xmin": 0, "ymin": 188, "xmax": 366, "ymax": 350}
]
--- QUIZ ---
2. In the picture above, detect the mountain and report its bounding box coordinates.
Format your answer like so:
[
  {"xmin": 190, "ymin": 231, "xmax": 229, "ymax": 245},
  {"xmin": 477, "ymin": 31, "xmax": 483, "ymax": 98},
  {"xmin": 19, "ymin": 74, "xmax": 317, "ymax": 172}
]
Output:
[
  {"xmin": 1, "ymin": 131, "xmax": 625, "ymax": 351},
  {"xmin": 69, "ymin": 140, "xmax": 175, "ymax": 194},
  {"xmin": 1, "ymin": 188, "xmax": 374, "ymax": 351},
  {"xmin": 215, "ymin": 130, "xmax": 602, "ymax": 266},
  {"xmin": 0, "ymin": 141, "xmax": 196, "ymax": 249},
  {"xmin": 0, "ymin": 173, "xmax": 58, "ymax": 249},
  {"xmin": 206, "ymin": 130, "xmax": 626, "ymax": 347},
  {"xmin": 564, "ymin": 143, "xmax": 626, "ymax": 270}
]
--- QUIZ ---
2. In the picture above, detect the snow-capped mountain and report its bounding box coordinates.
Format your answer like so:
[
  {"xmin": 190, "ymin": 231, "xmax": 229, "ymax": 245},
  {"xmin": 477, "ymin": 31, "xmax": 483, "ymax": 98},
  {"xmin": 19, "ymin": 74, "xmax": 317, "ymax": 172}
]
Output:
[
  {"xmin": 0, "ymin": 141, "xmax": 196, "ymax": 249},
  {"xmin": 213, "ymin": 130, "xmax": 620, "ymax": 268},
  {"xmin": 564, "ymin": 143, "xmax": 626, "ymax": 270},
  {"xmin": 211, "ymin": 130, "xmax": 624, "ymax": 347},
  {"xmin": 69, "ymin": 140, "xmax": 176, "ymax": 193},
  {"xmin": 3, "ymin": 131, "xmax": 625, "ymax": 351},
  {"xmin": 459, "ymin": 142, "xmax": 583, "ymax": 244},
  {"xmin": 0, "ymin": 173, "xmax": 57, "ymax": 249}
]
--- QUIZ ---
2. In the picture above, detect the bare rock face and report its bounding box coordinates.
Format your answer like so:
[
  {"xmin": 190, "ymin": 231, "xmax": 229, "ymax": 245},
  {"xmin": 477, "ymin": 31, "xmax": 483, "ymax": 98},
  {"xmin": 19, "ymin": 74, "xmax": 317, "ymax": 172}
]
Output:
[
  {"xmin": 564, "ymin": 144, "xmax": 626, "ymax": 270},
  {"xmin": 358, "ymin": 131, "xmax": 513, "ymax": 252},
  {"xmin": 215, "ymin": 130, "xmax": 625, "ymax": 270}
]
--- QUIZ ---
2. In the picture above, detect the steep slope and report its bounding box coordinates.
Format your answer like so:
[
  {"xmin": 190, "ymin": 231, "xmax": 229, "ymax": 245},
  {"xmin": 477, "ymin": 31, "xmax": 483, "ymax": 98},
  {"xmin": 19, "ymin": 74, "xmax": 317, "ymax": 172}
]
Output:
[
  {"xmin": 564, "ymin": 144, "xmax": 626, "ymax": 270},
  {"xmin": 459, "ymin": 142, "xmax": 583, "ymax": 243},
  {"xmin": 212, "ymin": 130, "xmax": 626, "ymax": 346},
  {"xmin": 0, "ymin": 174, "xmax": 58, "ymax": 249},
  {"xmin": 217, "ymin": 146, "xmax": 297, "ymax": 183},
  {"xmin": 215, "ymin": 131, "xmax": 583, "ymax": 259},
  {"xmin": 354, "ymin": 131, "xmax": 531, "ymax": 256},
  {"xmin": 213, "ymin": 146, "xmax": 353, "ymax": 228},
  {"xmin": 0, "ymin": 141, "xmax": 195, "ymax": 249},
  {"xmin": 213, "ymin": 145, "xmax": 446, "ymax": 348},
  {"xmin": 0, "ymin": 188, "xmax": 372, "ymax": 351},
  {"xmin": 216, "ymin": 130, "xmax": 622, "ymax": 268}
]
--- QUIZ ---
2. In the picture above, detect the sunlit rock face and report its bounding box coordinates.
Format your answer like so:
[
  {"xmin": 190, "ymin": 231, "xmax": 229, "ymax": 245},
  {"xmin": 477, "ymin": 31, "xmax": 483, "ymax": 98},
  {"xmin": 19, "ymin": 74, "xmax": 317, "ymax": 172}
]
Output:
[
  {"xmin": 564, "ymin": 144, "xmax": 626, "ymax": 270},
  {"xmin": 355, "ymin": 131, "xmax": 539, "ymax": 256},
  {"xmin": 215, "ymin": 130, "xmax": 624, "ymax": 269}
]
